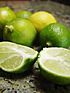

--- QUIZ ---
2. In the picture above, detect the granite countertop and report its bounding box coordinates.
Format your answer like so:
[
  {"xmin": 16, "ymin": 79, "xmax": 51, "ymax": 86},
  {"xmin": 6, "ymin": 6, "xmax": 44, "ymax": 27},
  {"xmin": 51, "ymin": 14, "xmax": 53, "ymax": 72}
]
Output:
[{"xmin": 0, "ymin": 1, "xmax": 70, "ymax": 93}]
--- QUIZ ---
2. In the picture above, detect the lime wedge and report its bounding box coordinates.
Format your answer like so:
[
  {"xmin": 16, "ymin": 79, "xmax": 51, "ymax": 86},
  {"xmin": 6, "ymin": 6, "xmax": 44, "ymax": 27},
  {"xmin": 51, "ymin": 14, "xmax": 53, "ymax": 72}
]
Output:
[
  {"xmin": 0, "ymin": 42, "xmax": 38, "ymax": 73},
  {"xmin": 38, "ymin": 47, "xmax": 70, "ymax": 85}
]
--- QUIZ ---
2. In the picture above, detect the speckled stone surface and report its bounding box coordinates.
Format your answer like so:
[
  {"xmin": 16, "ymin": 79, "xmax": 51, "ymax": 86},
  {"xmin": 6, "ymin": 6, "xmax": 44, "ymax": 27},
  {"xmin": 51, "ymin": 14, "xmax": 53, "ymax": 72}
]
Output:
[{"xmin": 0, "ymin": 1, "xmax": 70, "ymax": 93}]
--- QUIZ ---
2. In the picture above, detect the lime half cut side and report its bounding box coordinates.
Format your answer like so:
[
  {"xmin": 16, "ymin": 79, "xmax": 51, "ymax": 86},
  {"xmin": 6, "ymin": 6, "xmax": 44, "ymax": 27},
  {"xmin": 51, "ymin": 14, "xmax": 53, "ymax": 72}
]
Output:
[
  {"xmin": 38, "ymin": 47, "xmax": 70, "ymax": 85},
  {"xmin": 0, "ymin": 42, "xmax": 38, "ymax": 73}
]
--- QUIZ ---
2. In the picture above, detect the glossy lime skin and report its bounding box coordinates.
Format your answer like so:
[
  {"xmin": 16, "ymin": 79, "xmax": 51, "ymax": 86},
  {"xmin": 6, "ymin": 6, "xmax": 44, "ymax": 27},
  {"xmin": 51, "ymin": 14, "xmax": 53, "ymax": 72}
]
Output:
[
  {"xmin": 0, "ymin": 7, "xmax": 16, "ymax": 25},
  {"xmin": 29, "ymin": 11, "xmax": 56, "ymax": 31},
  {"xmin": 3, "ymin": 18, "xmax": 37, "ymax": 47},
  {"xmin": 0, "ymin": 7, "xmax": 16, "ymax": 40},
  {"xmin": 16, "ymin": 10, "xmax": 32, "ymax": 19},
  {"xmin": 40, "ymin": 23, "xmax": 70, "ymax": 48}
]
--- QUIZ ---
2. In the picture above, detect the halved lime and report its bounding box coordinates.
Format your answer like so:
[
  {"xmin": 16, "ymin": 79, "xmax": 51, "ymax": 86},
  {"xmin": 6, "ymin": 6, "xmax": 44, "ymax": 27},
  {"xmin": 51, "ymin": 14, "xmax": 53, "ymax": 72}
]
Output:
[
  {"xmin": 0, "ymin": 42, "xmax": 38, "ymax": 73},
  {"xmin": 38, "ymin": 47, "xmax": 70, "ymax": 85}
]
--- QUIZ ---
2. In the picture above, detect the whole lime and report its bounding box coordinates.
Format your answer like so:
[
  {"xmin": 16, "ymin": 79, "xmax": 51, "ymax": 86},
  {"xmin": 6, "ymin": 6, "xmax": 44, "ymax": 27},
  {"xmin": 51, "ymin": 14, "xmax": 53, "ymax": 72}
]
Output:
[
  {"xmin": 0, "ymin": 7, "xmax": 16, "ymax": 40},
  {"xmin": 40, "ymin": 23, "xmax": 70, "ymax": 48},
  {"xmin": 30, "ymin": 11, "xmax": 56, "ymax": 31},
  {"xmin": 3, "ymin": 18, "xmax": 37, "ymax": 47},
  {"xmin": 16, "ymin": 10, "xmax": 32, "ymax": 19}
]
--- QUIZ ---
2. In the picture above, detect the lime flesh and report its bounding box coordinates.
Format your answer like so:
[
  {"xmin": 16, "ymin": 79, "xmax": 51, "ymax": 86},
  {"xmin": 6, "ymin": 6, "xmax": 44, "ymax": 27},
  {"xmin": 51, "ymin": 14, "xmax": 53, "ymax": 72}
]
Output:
[
  {"xmin": 38, "ymin": 47, "xmax": 70, "ymax": 85},
  {"xmin": 0, "ymin": 42, "xmax": 38, "ymax": 73}
]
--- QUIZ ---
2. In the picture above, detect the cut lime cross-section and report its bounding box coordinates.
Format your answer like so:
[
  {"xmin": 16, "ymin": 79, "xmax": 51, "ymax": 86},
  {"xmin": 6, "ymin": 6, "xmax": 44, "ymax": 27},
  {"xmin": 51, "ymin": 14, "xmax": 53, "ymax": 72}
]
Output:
[
  {"xmin": 0, "ymin": 42, "xmax": 38, "ymax": 73},
  {"xmin": 38, "ymin": 47, "xmax": 70, "ymax": 85}
]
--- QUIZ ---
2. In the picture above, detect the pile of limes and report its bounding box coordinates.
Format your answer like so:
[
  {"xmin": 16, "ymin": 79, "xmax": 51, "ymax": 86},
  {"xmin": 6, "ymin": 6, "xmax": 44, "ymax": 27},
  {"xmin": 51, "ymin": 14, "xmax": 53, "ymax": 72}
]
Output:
[
  {"xmin": 0, "ymin": 6, "xmax": 70, "ymax": 85},
  {"xmin": 0, "ymin": 6, "xmax": 70, "ymax": 48}
]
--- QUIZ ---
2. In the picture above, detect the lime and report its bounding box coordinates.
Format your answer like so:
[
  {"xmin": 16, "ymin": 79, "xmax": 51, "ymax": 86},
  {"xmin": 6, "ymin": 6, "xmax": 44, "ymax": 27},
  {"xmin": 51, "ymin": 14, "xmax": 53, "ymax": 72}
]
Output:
[
  {"xmin": 40, "ymin": 23, "xmax": 70, "ymax": 48},
  {"xmin": 16, "ymin": 10, "xmax": 32, "ymax": 19},
  {"xmin": 29, "ymin": 11, "xmax": 56, "ymax": 31},
  {"xmin": 0, "ymin": 41, "xmax": 38, "ymax": 73},
  {"xmin": 3, "ymin": 18, "xmax": 37, "ymax": 47},
  {"xmin": 0, "ymin": 7, "xmax": 16, "ymax": 40},
  {"xmin": 38, "ymin": 47, "xmax": 70, "ymax": 85},
  {"xmin": 0, "ymin": 7, "xmax": 16, "ymax": 25}
]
